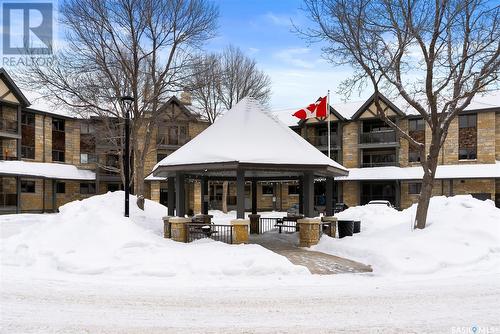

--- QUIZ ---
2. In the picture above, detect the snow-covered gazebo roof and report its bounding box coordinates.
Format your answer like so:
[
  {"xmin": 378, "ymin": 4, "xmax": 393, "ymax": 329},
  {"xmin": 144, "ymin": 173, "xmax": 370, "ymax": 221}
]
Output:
[{"xmin": 152, "ymin": 97, "xmax": 348, "ymax": 178}]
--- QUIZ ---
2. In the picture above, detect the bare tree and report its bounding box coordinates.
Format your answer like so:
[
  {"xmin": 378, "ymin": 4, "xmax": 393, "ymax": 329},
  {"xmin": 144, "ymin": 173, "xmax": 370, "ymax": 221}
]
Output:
[
  {"xmin": 189, "ymin": 45, "xmax": 272, "ymax": 123},
  {"xmin": 299, "ymin": 0, "xmax": 499, "ymax": 229},
  {"xmin": 189, "ymin": 54, "xmax": 224, "ymax": 123},
  {"xmin": 18, "ymin": 0, "xmax": 218, "ymax": 209}
]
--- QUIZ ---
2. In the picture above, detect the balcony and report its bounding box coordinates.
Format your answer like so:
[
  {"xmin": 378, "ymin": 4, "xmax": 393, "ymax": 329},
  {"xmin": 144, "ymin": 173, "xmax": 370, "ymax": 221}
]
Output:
[
  {"xmin": 360, "ymin": 130, "xmax": 396, "ymax": 145},
  {"xmin": 157, "ymin": 136, "xmax": 190, "ymax": 147},
  {"xmin": 361, "ymin": 161, "xmax": 398, "ymax": 168},
  {"xmin": 0, "ymin": 118, "xmax": 19, "ymax": 138},
  {"xmin": 306, "ymin": 135, "xmax": 340, "ymax": 148}
]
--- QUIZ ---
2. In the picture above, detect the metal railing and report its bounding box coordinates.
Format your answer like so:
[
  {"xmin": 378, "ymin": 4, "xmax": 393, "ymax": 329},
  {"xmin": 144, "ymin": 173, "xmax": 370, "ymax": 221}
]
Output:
[
  {"xmin": 156, "ymin": 136, "xmax": 190, "ymax": 146},
  {"xmin": 186, "ymin": 223, "xmax": 234, "ymax": 244},
  {"xmin": 361, "ymin": 161, "xmax": 398, "ymax": 168},
  {"xmin": 306, "ymin": 135, "xmax": 339, "ymax": 147},
  {"xmin": 0, "ymin": 119, "xmax": 18, "ymax": 133},
  {"xmin": 259, "ymin": 217, "xmax": 299, "ymax": 234},
  {"xmin": 360, "ymin": 130, "xmax": 396, "ymax": 144}
]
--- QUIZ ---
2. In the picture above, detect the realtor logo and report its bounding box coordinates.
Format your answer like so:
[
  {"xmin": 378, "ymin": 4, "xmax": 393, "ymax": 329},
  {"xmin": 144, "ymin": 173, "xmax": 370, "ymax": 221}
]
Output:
[{"xmin": 1, "ymin": 2, "xmax": 53, "ymax": 55}]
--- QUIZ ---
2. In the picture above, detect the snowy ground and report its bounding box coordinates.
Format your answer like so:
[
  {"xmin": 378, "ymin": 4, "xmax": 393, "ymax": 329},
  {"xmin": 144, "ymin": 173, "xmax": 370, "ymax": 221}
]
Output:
[{"xmin": 1, "ymin": 192, "xmax": 500, "ymax": 333}]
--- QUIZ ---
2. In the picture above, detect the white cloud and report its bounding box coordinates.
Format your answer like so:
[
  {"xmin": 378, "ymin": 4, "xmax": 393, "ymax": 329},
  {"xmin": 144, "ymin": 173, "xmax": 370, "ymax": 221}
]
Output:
[
  {"xmin": 263, "ymin": 12, "xmax": 292, "ymax": 27},
  {"xmin": 273, "ymin": 47, "xmax": 318, "ymax": 69}
]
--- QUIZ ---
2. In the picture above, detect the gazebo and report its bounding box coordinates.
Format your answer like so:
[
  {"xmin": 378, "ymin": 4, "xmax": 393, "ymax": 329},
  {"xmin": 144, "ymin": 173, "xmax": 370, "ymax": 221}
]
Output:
[{"xmin": 152, "ymin": 97, "xmax": 348, "ymax": 221}]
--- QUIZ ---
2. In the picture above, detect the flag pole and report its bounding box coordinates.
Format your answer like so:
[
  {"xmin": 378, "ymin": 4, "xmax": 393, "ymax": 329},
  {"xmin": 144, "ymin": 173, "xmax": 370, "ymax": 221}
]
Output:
[{"xmin": 327, "ymin": 90, "xmax": 331, "ymax": 158}]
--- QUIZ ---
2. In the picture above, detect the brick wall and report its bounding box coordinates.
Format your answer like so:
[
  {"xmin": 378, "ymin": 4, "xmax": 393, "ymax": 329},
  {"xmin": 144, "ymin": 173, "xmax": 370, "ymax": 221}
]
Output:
[
  {"xmin": 342, "ymin": 122, "xmax": 359, "ymax": 168},
  {"xmin": 476, "ymin": 112, "xmax": 496, "ymax": 163},
  {"xmin": 341, "ymin": 181, "xmax": 358, "ymax": 207}
]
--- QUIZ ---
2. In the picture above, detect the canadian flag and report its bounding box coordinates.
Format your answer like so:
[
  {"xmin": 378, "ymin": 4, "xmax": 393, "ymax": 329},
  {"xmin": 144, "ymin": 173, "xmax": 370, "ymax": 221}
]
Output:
[{"xmin": 292, "ymin": 96, "xmax": 327, "ymax": 119}]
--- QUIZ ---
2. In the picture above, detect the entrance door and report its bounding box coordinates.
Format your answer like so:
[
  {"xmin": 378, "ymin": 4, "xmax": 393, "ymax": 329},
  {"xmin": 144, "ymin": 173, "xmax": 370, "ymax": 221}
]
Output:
[{"xmin": 361, "ymin": 182, "xmax": 396, "ymax": 206}]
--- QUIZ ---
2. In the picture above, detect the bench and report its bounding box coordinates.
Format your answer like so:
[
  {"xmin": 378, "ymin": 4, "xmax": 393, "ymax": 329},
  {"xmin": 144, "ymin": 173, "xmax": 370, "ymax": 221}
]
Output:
[
  {"xmin": 189, "ymin": 224, "xmax": 219, "ymax": 238},
  {"xmin": 274, "ymin": 219, "xmax": 298, "ymax": 234}
]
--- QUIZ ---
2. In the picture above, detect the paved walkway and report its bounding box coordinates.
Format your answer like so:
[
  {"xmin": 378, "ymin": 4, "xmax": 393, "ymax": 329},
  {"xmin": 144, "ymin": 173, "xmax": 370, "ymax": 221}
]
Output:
[{"xmin": 249, "ymin": 232, "xmax": 372, "ymax": 275}]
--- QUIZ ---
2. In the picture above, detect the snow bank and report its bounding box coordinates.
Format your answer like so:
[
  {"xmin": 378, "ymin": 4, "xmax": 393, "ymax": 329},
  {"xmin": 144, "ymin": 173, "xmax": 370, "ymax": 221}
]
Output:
[
  {"xmin": 313, "ymin": 195, "xmax": 500, "ymax": 275},
  {"xmin": 1, "ymin": 192, "xmax": 308, "ymax": 278}
]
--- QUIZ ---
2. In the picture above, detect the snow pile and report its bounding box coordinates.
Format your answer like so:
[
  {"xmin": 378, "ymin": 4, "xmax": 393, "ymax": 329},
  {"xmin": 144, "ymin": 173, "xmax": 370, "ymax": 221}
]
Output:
[
  {"xmin": 1, "ymin": 192, "xmax": 308, "ymax": 278},
  {"xmin": 313, "ymin": 195, "xmax": 500, "ymax": 275}
]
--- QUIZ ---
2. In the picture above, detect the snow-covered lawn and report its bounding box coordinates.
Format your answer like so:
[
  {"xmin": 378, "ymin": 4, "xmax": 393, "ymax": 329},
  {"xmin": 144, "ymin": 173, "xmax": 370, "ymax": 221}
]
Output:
[
  {"xmin": 1, "ymin": 192, "xmax": 500, "ymax": 332},
  {"xmin": 313, "ymin": 195, "xmax": 500, "ymax": 275}
]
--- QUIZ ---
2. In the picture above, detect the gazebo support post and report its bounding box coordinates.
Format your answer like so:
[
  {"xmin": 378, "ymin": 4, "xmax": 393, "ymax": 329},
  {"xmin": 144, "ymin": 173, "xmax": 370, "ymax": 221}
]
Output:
[
  {"xmin": 167, "ymin": 177, "xmax": 175, "ymax": 216},
  {"xmin": 201, "ymin": 176, "xmax": 208, "ymax": 215},
  {"xmin": 236, "ymin": 169, "xmax": 245, "ymax": 219},
  {"xmin": 303, "ymin": 172, "xmax": 314, "ymax": 218},
  {"xmin": 175, "ymin": 172, "xmax": 185, "ymax": 217},
  {"xmin": 326, "ymin": 177, "xmax": 333, "ymax": 216},
  {"xmin": 298, "ymin": 176, "xmax": 304, "ymax": 215},
  {"xmin": 251, "ymin": 179, "xmax": 257, "ymax": 214}
]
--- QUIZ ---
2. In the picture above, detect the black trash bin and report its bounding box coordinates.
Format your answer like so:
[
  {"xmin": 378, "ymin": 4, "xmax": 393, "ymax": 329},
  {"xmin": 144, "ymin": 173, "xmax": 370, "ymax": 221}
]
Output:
[
  {"xmin": 353, "ymin": 220, "xmax": 361, "ymax": 233},
  {"xmin": 337, "ymin": 220, "xmax": 354, "ymax": 238}
]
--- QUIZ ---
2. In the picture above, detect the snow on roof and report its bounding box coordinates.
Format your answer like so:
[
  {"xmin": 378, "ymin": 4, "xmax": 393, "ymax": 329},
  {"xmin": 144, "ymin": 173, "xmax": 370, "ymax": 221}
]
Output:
[
  {"xmin": 145, "ymin": 173, "xmax": 166, "ymax": 181},
  {"xmin": 335, "ymin": 162, "xmax": 500, "ymax": 181},
  {"xmin": 0, "ymin": 160, "xmax": 95, "ymax": 180},
  {"xmin": 271, "ymin": 90, "xmax": 500, "ymax": 126},
  {"xmin": 153, "ymin": 97, "xmax": 348, "ymax": 173}
]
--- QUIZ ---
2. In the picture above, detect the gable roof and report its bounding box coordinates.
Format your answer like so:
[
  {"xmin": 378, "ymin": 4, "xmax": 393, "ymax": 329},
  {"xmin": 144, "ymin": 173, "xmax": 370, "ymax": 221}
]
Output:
[
  {"xmin": 161, "ymin": 96, "xmax": 200, "ymax": 121},
  {"xmin": 0, "ymin": 68, "xmax": 30, "ymax": 106},
  {"xmin": 350, "ymin": 92, "xmax": 406, "ymax": 120},
  {"xmin": 153, "ymin": 97, "xmax": 348, "ymax": 176}
]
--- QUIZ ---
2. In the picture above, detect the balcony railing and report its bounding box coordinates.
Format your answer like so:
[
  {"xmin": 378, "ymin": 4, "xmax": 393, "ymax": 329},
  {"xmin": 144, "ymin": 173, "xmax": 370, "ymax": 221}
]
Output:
[
  {"xmin": 0, "ymin": 119, "xmax": 18, "ymax": 133},
  {"xmin": 157, "ymin": 136, "xmax": 190, "ymax": 146},
  {"xmin": 361, "ymin": 161, "xmax": 398, "ymax": 168},
  {"xmin": 306, "ymin": 135, "xmax": 340, "ymax": 147},
  {"xmin": 360, "ymin": 130, "xmax": 396, "ymax": 144}
]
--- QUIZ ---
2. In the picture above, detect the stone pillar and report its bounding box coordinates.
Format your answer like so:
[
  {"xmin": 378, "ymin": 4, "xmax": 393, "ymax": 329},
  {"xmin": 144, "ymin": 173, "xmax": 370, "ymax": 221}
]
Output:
[
  {"xmin": 170, "ymin": 217, "xmax": 190, "ymax": 242},
  {"xmin": 321, "ymin": 216, "xmax": 337, "ymax": 238},
  {"xmin": 162, "ymin": 216, "xmax": 171, "ymax": 238},
  {"xmin": 231, "ymin": 219, "xmax": 250, "ymax": 244},
  {"xmin": 248, "ymin": 214, "xmax": 260, "ymax": 234},
  {"xmin": 298, "ymin": 218, "xmax": 321, "ymax": 247}
]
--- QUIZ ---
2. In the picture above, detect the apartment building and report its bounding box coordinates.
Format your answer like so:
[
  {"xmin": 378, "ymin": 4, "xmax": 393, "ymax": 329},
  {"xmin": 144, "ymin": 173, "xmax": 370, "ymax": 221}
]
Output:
[
  {"xmin": 2, "ymin": 65, "xmax": 499, "ymax": 214},
  {"xmin": 0, "ymin": 68, "xmax": 209, "ymax": 214},
  {"xmin": 276, "ymin": 93, "xmax": 500, "ymax": 209}
]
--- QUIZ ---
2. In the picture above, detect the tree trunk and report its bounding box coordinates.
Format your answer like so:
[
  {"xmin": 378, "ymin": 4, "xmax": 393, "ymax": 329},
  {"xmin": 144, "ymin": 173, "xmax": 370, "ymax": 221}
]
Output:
[
  {"xmin": 414, "ymin": 140, "xmax": 440, "ymax": 229},
  {"xmin": 134, "ymin": 149, "xmax": 145, "ymax": 211},
  {"xmin": 222, "ymin": 181, "xmax": 228, "ymax": 213}
]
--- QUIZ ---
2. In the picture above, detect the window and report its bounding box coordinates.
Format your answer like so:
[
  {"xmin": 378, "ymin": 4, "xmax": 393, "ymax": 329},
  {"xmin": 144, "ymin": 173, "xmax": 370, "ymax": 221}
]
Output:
[
  {"xmin": 107, "ymin": 183, "xmax": 122, "ymax": 192},
  {"xmin": 20, "ymin": 180, "xmax": 35, "ymax": 193},
  {"xmin": 458, "ymin": 114, "xmax": 477, "ymax": 160},
  {"xmin": 21, "ymin": 112, "xmax": 36, "ymax": 159},
  {"xmin": 56, "ymin": 182, "xmax": 65, "ymax": 194},
  {"xmin": 362, "ymin": 149, "xmax": 396, "ymax": 167},
  {"xmin": 80, "ymin": 153, "xmax": 97, "ymax": 164},
  {"xmin": 408, "ymin": 182, "xmax": 422, "ymax": 195},
  {"xmin": 409, "ymin": 151, "xmax": 421, "ymax": 163},
  {"xmin": 52, "ymin": 150, "xmax": 65, "ymax": 162},
  {"xmin": 52, "ymin": 118, "xmax": 65, "ymax": 131},
  {"xmin": 459, "ymin": 148, "xmax": 477, "ymax": 160},
  {"xmin": 408, "ymin": 118, "xmax": 425, "ymax": 131},
  {"xmin": 80, "ymin": 183, "xmax": 96, "ymax": 194},
  {"xmin": 157, "ymin": 153, "xmax": 168, "ymax": 162},
  {"xmin": 288, "ymin": 185, "xmax": 299, "ymax": 195},
  {"xmin": 262, "ymin": 185, "xmax": 274, "ymax": 195},
  {"xmin": 459, "ymin": 114, "xmax": 477, "ymax": 128},
  {"xmin": 80, "ymin": 122, "xmax": 94, "ymax": 134},
  {"xmin": 52, "ymin": 118, "xmax": 65, "ymax": 162},
  {"xmin": 21, "ymin": 112, "xmax": 35, "ymax": 126}
]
